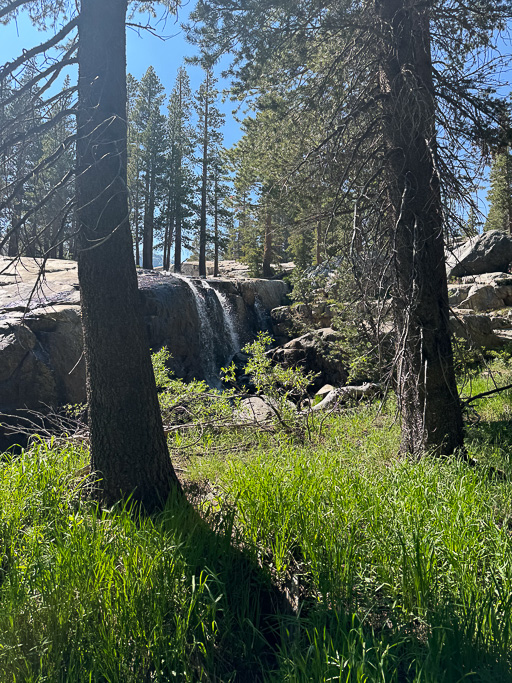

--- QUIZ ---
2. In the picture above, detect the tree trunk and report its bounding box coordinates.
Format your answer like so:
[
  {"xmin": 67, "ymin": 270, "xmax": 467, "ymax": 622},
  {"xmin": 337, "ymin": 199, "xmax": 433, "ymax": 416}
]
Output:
[
  {"xmin": 134, "ymin": 174, "xmax": 140, "ymax": 266},
  {"xmin": 315, "ymin": 216, "xmax": 322, "ymax": 266},
  {"xmin": 8, "ymin": 189, "xmax": 22, "ymax": 256},
  {"xmin": 375, "ymin": 0, "xmax": 464, "ymax": 456},
  {"xmin": 142, "ymin": 168, "xmax": 154, "ymax": 269},
  {"xmin": 174, "ymin": 173, "xmax": 182, "ymax": 273},
  {"xmin": 76, "ymin": 0, "xmax": 182, "ymax": 510},
  {"xmin": 262, "ymin": 208, "xmax": 273, "ymax": 278},
  {"xmin": 214, "ymin": 174, "xmax": 219, "ymax": 277}
]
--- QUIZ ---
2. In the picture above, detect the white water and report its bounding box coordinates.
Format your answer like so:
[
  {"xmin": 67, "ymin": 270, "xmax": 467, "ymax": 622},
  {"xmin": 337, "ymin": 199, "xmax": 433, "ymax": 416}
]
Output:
[
  {"xmin": 173, "ymin": 273, "xmax": 218, "ymax": 384},
  {"xmin": 203, "ymin": 281, "xmax": 240, "ymax": 361}
]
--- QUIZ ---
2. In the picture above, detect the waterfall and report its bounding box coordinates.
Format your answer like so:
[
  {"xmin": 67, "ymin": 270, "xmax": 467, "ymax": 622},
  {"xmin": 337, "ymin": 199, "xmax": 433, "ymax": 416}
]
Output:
[
  {"xmin": 172, "ymin": 273, "xmax": 218, "ymax": 385},
  {"xmin": 203, "ymin": 281, "xmax": 240, "ymax": 361},
  {"xmin": 172, "ymin": 274, "xmax": 242, "ymax": 386},
  {"xmin": 254, "ymin": 295, "xmax": 270, "ymax": 332}
]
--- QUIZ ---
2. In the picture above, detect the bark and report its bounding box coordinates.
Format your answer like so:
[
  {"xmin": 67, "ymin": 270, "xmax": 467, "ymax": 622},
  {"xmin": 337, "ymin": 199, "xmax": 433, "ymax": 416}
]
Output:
[
  {"xmin": 76, "ymin": 0, "xmax": 182, "ymax": 510},
  {"xmin": 375, "ymin": 0, "xmax": 464, "ymax": 455}
]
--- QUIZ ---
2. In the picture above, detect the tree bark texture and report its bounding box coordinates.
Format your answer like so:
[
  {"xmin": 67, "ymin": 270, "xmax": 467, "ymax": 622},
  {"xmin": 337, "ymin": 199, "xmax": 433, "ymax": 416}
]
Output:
[
  {"xmin": 76, "ymin": 0, "xmax": 182, "ymax": 510},
  {"xmin": 375, "ymin": 0, "xmax": 464, "ymax": 455}
]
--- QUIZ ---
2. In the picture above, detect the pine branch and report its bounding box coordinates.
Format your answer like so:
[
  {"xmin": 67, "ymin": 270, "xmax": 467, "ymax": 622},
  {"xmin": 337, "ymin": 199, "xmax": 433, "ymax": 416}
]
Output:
[
  {"xmin": 1, "ymin": 43, "xmax": 78, "ymax": 108},
  {"xmin": 0, "ymin": 107, "xmax": 75, "ymax": 157},
  {"xmin": 0, "ymin": 0, "xmax": 31, "ymax": 21},
  {"xmin": 0, "ymin": 16, "xmax": 78, "ymax": 82},
  {"xmin": 0, "ymin": 132, "xmax": 76, "ymax": 213}
]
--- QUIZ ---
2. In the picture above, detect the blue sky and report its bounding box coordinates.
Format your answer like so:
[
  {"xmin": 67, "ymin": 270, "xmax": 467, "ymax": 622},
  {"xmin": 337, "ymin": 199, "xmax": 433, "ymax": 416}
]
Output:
[
  {"xmin": 0, "ymin": 6, "xmax": 242, "ymax": 148},
  {"xmin": 2, "ymin": 6, "xmax": 510, "ymax": 226}
]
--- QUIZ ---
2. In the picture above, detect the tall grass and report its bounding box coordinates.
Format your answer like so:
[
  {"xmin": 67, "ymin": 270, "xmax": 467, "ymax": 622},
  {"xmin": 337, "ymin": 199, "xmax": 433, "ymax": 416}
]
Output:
[
  {"xmin": 0, "ymin": 440, "xmax": 278, "ymax": 682},
  {"xmin": 1, "ymin": 377, "xmax": 512, "ymax": 681},
  {"xmin": 194, "ymin": 402, "xmax": 512, "ymax": 681}
]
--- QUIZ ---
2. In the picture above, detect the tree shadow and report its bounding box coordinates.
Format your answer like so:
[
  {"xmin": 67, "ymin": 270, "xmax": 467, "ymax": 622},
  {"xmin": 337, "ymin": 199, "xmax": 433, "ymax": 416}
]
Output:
[
  {"xmin": 466, "ymin": 417, "xmax": 512, "ymax": 467},
  {"xmin": 153, "ymin": 482, "xmax": 291, "ymax": 682}
]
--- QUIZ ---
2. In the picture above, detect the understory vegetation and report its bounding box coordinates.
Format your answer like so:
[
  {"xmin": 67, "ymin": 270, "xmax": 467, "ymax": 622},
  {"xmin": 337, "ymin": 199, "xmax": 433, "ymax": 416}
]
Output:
[{"xmin": 1, "ymin": 353, "xmax": 512, "ymax": 681}]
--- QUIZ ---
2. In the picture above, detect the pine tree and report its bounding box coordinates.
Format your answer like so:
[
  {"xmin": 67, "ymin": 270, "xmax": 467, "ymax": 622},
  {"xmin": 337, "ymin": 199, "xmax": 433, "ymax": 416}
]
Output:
[
  {"xmin": 194, "ymin": 65, "xmax": 225, "ymax": 277},
  {"xmin": 1, "ymin": 0, "xmax": 184, "ymax": 510},
  {"xmin": 76, "ymin": 0, "xmax": 183, "ymax": 509},
  {"xmin": 132, "ymin": 66, "xmax": 167, "ymax": 269},
  {"xmin": 127, "ymin": 73, "xmax": 144, "ymax": 265},
  {"xmin": 30, "ymin": 74, "xmax": 75, "ymax": 259},
  {"xmin": 484, "ymin": 150, "xmax": 512, "ymax": 234},
  {"xmin": 187, "ymin": 0, "xmax": 512, "ymax": 456},
  {"xmin": 210, "ymin": 151, "xmax": 232, "ymax": 276},
  {"xmin": 164, "ymin": 66, "xmax": 195, "ymax": 273}
]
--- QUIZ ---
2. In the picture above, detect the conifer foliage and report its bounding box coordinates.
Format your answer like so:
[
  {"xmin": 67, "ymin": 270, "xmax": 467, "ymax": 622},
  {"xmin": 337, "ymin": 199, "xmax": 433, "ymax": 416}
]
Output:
[
  {"xmin": 187, "ymin": 0, "xmax": 512, "ymax": 455},
  {"xmin": 485, "ymin": 150, "xmax": 512, "ymax": 234}
]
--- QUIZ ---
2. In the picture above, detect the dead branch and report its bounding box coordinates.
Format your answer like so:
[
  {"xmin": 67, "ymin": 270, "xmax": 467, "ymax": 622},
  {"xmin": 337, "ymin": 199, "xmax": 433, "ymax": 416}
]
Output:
[{"xmin": 0, "ymin": 16, "xmax": 79, "ymax": 82}]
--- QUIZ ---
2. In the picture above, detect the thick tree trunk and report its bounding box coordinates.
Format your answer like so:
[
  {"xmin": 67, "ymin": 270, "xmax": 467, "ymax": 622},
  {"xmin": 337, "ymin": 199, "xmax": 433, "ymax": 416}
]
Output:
[
  {"xmin": 376, "ymin": 0, "xmax": 464, "ymax": 455},
  {"xmin": 76, "ymin": 0, "xmax": 182, "ymax": 510}
]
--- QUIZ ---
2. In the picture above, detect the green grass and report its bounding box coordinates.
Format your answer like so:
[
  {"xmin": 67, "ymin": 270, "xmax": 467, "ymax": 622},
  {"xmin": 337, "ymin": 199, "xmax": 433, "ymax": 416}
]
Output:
[{"xmin": 2, "ymin": 373, "xmax": 512, "ymax": 681}]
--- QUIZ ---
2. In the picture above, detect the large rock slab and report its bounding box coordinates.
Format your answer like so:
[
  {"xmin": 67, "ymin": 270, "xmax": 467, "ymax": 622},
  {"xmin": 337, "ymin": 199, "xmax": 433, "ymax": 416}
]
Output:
[
  {"xmin": 447, "ymin": 272, "xmax": 512, "ymax": 312},
  {"xmin": 271, "ymin": 302, "xmax": 334, "ymax": 344},
  {"xmin": 0, "ymin": 258, "xmax": 289, "ymax": 430},
  {"xmin": 446, "ymin": 230, "xmax": 512, "ymax": 278}
]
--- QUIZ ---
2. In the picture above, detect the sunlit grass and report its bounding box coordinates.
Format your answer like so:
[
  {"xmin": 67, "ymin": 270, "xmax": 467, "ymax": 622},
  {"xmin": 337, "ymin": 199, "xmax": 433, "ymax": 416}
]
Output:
[{"xmin": 1, "ymin": 373, "xmax": 512, "ymax": 681}]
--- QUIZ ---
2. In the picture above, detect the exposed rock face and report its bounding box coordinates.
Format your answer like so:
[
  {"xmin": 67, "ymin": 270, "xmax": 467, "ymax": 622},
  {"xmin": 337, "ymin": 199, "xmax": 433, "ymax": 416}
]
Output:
[
  {"xmin": 0, "ymin": 258, "xmax": 289, "ymax": 426},
  {"xmin": 271, "ymin": 302, "xmax": 334, "ymax": 345},
  {"xmin": 0, "ymin": 259, "xmax": 85, "ymax": 417},
  {"xmin": 269, "ymin": 328, "xmax": 348, "ymax": 391},
  {"xmin": 448, "ymin": 273, "xmax": 512, "ymax": 312},
  {"xmin": 446, "ymin": 230, "xmax": 512, "ymax": 278},
  {"xmin": 449, "ymin": 312, "xmax": 507, "ymax": 350}
]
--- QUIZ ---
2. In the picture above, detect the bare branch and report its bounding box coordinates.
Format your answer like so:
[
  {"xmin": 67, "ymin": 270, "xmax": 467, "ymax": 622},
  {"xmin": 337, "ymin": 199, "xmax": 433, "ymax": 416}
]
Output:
[{"xmin": 0, "ymin": 16, "xmax": 78, "ymax": 82}]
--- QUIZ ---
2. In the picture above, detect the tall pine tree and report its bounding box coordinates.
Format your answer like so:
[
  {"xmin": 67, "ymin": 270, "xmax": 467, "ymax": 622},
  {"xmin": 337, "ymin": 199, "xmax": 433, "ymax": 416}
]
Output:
[
  {"xmin": 132, "ymin": 66, "xmax": 167, "ymax": 269},
  {"xmin": 164, "ymin": 65, "xmax": 195, "ymax": 273},
  {"xmin": 194, "ymin": 65, "xmax": 225, "ymax": 277}
]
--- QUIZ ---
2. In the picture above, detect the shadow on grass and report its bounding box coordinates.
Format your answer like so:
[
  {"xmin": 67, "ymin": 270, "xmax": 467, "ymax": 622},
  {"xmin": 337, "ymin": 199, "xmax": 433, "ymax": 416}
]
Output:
[
  {"xmin": 466, "ymin": 418, "xmax": 512, "ymax": 466},
  {"xmin": 152, "ymin": 485, "xmax": 291, "ymax": 682},
  {"xmin": 153, "ymin": 486, "xmax": 512, "ymax": 682}
]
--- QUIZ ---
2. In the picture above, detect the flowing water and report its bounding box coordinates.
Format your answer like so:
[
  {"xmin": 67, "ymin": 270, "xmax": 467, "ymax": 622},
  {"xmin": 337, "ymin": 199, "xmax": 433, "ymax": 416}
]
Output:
[
  {"xmin": 202, "ymin": 280, "xmax": 240, "ymax": 361},
  {"xmin": 173, "ymin": 274, "xmax": 241, "ymax": 386},
  {"xmin": 173, "ymin": 274, "xmax": 218, "ymax": 385}
]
